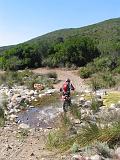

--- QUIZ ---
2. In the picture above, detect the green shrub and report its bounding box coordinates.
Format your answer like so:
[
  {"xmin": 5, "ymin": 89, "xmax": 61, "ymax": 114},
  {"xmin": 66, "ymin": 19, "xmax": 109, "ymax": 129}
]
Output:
[
  {"xmin": 93, "ymin": 57, "xmax": 110, "ymax": 72},
  {"xmin": 90, "ymin": 77, "xmax": 102, "ymax": 91},
  {"xmin": 16, "ymin": 129, "xmax": 29, "ymax": 141},
  {"xmin": 95, "ymin": 142, "xmax": 113, "ymax": 158},
  {"xmin": 0, "ymin": 107, "xmax": 4, "ymax": 118},
  {"xmin": 113, "ymin": 66, "xmax": 120, "ymax": 74},
  {"xmin": 79, "ymin": 67, "xmax": 92, "ymax": 79},
  {"xmin": 86, "ymin": 62, "xmax": 97, "ymax": 74},
  {"xmin": 102, "ymin": 73, "xmax": 116, "ymax": 88},
  {"xmin": 0, "ymin": 107, "xmax": 5, "ymax": 126},
  {"xmin": 19, "ymin": 99, "xmax": 29, "ymax": 110},
  {"xmin": 89, "ymin": 72, "xmax": 116, "ymax": 90},
  {"xmin": 71, "ymin": 142, "xmax": 79, "ymax": 153}
]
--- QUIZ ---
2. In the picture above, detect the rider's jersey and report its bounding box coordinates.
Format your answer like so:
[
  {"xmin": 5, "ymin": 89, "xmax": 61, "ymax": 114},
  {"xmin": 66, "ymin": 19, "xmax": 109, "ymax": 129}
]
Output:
[{"xmin": 61, "ymin": 82, "xmax": 75, "ymax": 96}]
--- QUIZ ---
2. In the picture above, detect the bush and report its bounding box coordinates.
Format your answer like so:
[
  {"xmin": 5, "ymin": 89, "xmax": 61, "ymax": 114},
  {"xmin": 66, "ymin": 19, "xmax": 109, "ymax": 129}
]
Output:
[
  {"xmin": 113, "ymin": 66, "xmax": 120, "ymax": 74},
  {"xmin": 93, "ymin": 57, "xmax": 110, "ymax": 72},
  {"xmin": 47, "ymin": 72, "xmax": 57, "ymax": 79},
  {"xmin": 90, "ymin": 77, "xmax": 102, "ymax": 91},
  {"xmin": 79, "ymin": 67, "xmax": 92, "ymax": 79},
  {"xmin": 89, "ymin": 72, "xmax": 116, "ymax": 91},
  {"xmin": 102, "ymin": 73, "xmax": 116, "ymax": 88}
]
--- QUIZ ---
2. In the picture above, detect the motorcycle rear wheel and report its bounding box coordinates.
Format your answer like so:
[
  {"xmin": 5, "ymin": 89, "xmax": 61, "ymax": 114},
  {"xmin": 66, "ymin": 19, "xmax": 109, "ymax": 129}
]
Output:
[{"xmin": 63, "ymin": 99, "xmax": 71, "ymax": 112}]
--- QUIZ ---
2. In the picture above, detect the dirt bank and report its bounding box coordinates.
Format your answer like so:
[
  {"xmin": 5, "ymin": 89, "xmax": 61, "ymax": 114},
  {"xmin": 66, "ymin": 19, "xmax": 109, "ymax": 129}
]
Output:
[{"xmin": 32, "ymin": 68, "xmax": 88, "ymax": 92}]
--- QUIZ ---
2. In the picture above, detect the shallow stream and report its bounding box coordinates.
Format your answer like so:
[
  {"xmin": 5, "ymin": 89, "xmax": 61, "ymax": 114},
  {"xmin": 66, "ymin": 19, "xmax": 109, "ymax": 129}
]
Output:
[{"xmin": 16, "ymin": 102, "xmax": 63, "ymax": 129}]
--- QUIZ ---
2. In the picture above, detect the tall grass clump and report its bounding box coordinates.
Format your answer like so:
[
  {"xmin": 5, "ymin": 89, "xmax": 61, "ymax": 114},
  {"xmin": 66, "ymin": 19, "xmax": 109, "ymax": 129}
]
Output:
[
  {"xmin": 91, "ymin": 98, "xmax": 101, "ymax": 113},
  {"xmin": 98, "ymin": 122, "xmax": 120, "ymax": 148},
  {"xmin": 70, "ymin": 104, "xmax": 81, "ymax": 120},
  {"xmin": 46, "ymin": 113, "xmax": 76, "ymax": 151},
  {"xmin": 0, "ymin": 107, "xmax": 5, "ymax": 126},
  {"xmin": 90, "ymin": 77, "xmax": 102, "ymax": 91},
  {"xmin": 47, "ymin": 129, "xmax": 75, "ymax": 151},
  {"xmin": 76, "ymin": 121, "xmax": 120, "ymax": 148},
  {"xmin": 77, "ymin": 122, "xmax": 100, "ymax": 146},
  {"xmin": 47, "ymin": 113, "xmax": 120, "ymax": 151},
  {"xmin": 89, "ymin": 71, "xmax": 116, "ymax": 91}
]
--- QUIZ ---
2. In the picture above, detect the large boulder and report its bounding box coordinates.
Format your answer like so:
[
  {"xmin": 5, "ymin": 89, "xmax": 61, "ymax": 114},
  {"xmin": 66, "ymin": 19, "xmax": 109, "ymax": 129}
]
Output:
[{"xmin": 33, "ymin": 84, "xmax": 44, "ymax": 91}]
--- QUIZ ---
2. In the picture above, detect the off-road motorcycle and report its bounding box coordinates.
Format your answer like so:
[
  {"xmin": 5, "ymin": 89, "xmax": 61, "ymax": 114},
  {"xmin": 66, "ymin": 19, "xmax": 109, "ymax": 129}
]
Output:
[{"xmin": 62, "ymin": 95, "xmax": 71, "ymax": 112}]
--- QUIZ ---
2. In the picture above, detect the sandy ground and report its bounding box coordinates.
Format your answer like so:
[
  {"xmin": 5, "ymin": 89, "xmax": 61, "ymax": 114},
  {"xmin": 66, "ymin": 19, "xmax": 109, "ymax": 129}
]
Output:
[{"xmin": 0, "ymin": 124, "xmax": 71, "ymax": 160}]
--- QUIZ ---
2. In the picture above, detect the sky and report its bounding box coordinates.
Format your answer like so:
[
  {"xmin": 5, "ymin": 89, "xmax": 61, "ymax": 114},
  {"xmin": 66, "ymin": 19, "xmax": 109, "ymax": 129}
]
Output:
[{"xmin": 0, "ymin": 0, "xmax": 120, "ymax": 46}]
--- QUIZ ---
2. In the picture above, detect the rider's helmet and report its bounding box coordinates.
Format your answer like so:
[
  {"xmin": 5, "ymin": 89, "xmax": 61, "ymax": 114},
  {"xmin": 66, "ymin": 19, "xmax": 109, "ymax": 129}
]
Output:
[{"xmin": 66, "ymin": 78, "xmax": 70, "ymax": 82}]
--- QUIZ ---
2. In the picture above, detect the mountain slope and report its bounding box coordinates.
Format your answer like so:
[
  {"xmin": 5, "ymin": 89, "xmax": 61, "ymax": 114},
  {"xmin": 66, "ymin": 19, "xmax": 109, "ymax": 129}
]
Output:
[
  {"xmin": 28, "ymin": 18, "xmax": 120, "ymax": 43},
  {"xmin": 0, "ymin": 18, "xmax": 120, "ymax": 70}
]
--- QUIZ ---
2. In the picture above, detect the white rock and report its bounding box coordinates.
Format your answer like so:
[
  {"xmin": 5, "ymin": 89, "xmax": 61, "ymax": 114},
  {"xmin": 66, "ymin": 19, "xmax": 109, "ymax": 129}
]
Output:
[
  {"xmin": 80, "ymin": 97, "xmax": 85, "ymax": 102},
  {"xmin": 45, "ymin": 89, "xmax": 56, "ymax": 94},
  {"xmin": 9, "ymin": 114, "xmax": 18, "ymax": 121},
  {"xmin": 117, "ymin": 101, "xmax": 120, "ymax": 104},
  {"xmin": 85, "ymin": 157, "xmax": 91, "ymax": 160},
  {"xmin": 29, "ymin": 105, "xmax": 35, "ymax": 108},
  {"xmin": 38, "ymin": 93, "xmax": 46, "ymax": 98},
  {"xmin": 109, "ymin": 103, "xmax": 116, "ymax": 110},
  {"xmin": 4, "ymin": 110, "xmax": 8, "ymax": 115},
  {"xmin": 84, "ymin": 100, "xmax": 91, "ymax": 107},
  {"xmin": 9, "ymin": 109, "xmax": 15, "ymax": 114},
  {"xmin": 74, "ymin": 119, "xmax": 81, "ymax": 124},
  {"xmin": 27, "ymin": 90, "xmax": 34, "ymax": 96},
  {"xmin": 31, "ymin": 96, "xmax": 35, "ymax": 100},
  {"xmin": 34, "ymin": 90, "xmax": 38, "ymax": 95},
  {"xmin": 18, "ymin": 123, "xmax": 30, "ymax": 129},
  {"xmin": 72, "ymin": 155, "xmax": 86, "ymax": 160},
  {"xmin": 11, "ymin": 94, "xmax": 21, "ymax": 101},
  {"xmin": 79, "ymin": 97, "xmax": 85, "ymax": 105},
  {"xmin": 90, "ymin": 155, "xmax": 101, "ymax": 160},
  {"xmin": 115, "ymin": 147, "xmax": 120, "ymax": 159}
]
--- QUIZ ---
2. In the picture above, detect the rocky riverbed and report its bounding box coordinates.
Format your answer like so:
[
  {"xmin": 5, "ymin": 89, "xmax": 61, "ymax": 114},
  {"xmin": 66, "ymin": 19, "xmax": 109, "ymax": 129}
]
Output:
[{"xmin": 0, "ymin": 83, "xmax": 120, "ymax": 160}]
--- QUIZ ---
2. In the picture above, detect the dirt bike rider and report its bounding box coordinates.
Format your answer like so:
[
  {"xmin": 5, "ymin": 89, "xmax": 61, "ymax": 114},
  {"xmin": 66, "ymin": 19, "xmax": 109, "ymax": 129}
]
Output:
[{"xmin": 60, "ymin": 78, "xmax": 75, "ymax": 111}]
